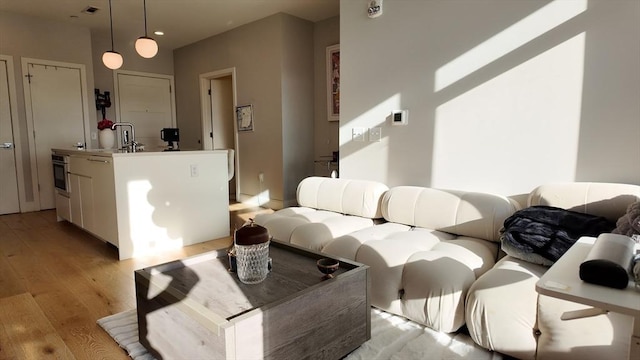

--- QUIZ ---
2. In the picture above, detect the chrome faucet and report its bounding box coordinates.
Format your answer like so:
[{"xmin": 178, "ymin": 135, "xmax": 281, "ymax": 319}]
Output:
[{"xmin": 110, "ymin": 122, "xmax": 138, "ymax": 151}]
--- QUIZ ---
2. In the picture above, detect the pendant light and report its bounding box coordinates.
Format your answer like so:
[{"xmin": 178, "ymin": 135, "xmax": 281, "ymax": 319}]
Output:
[
  {"xmin": 135, "ymin": 0, "xmax": 158, "ymax": 58},
  {"xmin": 102, "ymin": 0, "xmax": 123, "ymax": 70}
]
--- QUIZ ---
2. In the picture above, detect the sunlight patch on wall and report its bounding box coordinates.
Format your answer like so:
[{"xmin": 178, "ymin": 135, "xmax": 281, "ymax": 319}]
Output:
[
  {"xmin": 434, "ymin": 0, "xmax": 586, "ymax": 92},
  {"xmin": 128, "ymin": 179, "xmax": 184, "ymax": 257},
  {"xmin": 431, "ymin": 33, "xmax": 586, "ymax": 195}
]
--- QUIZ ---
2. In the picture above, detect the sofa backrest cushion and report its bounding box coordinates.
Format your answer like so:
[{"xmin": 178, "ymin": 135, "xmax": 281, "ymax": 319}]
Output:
[
  {"xmin": 296, "ymin": 177, "xmax": 389, "ymax": 219},
  {"xmin": 381, "ymin": 186, "xmax": 517, "ymax": 242},
  {"xmin": 528, "ymin": 182, "xmax": 640, "ymax": 222}
]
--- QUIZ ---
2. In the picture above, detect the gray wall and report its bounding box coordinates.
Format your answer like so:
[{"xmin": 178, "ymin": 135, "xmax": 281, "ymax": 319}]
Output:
[
  {"xmin": 281, "ymin": 15, "xmax": 315, "ymax": 205},
  {"xmin": 174, "ymin": 13, "xmax": 316, "ymax": 208},
  {"xmin": 339, "ymin": 0, "xmax": 640, "ymax": 196},
  {"xmin": 313, "ymin": 16, "xmax": 340, "ymax": 177},
  {"xmin": 0, "ymin": 11, "xmax": 95, "ymax": 204}
]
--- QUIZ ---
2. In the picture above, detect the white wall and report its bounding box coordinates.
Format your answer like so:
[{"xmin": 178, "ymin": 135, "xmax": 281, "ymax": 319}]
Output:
[{"xmin": 339, "ymin": 0, "xmax": 640, "ymax": 196}]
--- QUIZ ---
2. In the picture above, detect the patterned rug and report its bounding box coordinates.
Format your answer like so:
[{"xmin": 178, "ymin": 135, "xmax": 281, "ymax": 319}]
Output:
[{"xmin": 98, "ymin": 308, "xmax": 504, "ymax": 360}]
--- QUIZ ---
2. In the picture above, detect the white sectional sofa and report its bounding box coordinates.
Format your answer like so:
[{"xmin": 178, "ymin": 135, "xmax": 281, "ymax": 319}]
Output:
[
  {"xmin": 465, "ymin": 182, "xmax": 640, "ymax": 360},
  {"xmin": 256, "ymin": 177, "xmax": 640, "ymax": 359}
]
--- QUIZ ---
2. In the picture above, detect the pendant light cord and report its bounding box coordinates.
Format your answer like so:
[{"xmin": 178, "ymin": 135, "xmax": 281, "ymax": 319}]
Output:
[
  {"xmin": 108, "ymin": 0, "xmax": 115, "ymax": 51},
  {"xmin": 143, "ymin": 0, "xmax": 148, "ymax": 37}
]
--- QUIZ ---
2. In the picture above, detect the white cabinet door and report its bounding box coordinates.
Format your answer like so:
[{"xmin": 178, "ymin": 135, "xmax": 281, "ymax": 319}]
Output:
[
  {"xmin": 87, "ymin": 158, "xmax": 117, "ymax": 246},
  {"xmin": 69, "ymin": 173, "xmax": 83, "ymax": 227}
]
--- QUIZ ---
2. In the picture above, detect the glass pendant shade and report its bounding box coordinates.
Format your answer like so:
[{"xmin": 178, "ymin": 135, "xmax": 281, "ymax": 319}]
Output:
[
  {"xmin": 135, "ymin": 36, "xmax": 158, "ymax": 58},
  {"xmin": 102, "ymin": 51, "xmax": 123, "ymax": 70}
]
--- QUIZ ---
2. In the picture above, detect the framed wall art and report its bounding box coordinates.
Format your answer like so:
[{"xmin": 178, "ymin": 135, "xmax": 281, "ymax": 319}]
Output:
[
  {"xmin": 326, "ymin": 44, "xmax": 340, "ymax": 122},
  {"xmin": 236, "ymin": 104, "xmax": 254, "ymax": 132}
]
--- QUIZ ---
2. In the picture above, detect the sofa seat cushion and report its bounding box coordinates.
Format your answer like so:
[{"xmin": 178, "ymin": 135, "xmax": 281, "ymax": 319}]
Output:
[
  {"xmin": 535, "ymin": 295, "xmax": 632, "ymax": 360},
  {"xmin": 356, "ymin": 228, "xmax": 498, "ymax": 333},
  {"xmin": 290, "ymin": 216, "xmax": 376, "ymax": 252},
  {"xmin": 465, "ymin": 256, "xmax": 546, "ymax": 360},
  {"xmin": 322, "ymin": 222, "xmax": 412, "ymax": 260}
]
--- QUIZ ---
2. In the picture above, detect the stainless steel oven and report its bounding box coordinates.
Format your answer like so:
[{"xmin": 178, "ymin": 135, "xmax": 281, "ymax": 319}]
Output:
[{"xmin": 52, "ymin": 154, "xmax": 69, "ymax": 195}]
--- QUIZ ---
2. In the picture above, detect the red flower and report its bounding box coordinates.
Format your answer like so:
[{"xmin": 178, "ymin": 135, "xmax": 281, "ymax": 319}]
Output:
[{"xmin": 98, "ymin": 118, "xmax": 114, "ymax": 130}]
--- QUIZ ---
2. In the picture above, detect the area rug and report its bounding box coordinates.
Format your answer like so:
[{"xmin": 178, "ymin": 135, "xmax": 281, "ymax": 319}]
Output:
[{"xmin": 98, "ymin": 308, "xmax": 503, "ymax": 360}]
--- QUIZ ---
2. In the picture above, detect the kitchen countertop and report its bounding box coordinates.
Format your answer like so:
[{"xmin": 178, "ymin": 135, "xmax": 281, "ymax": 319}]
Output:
[{"xmin": 52, "ymin": 148, "xmax": 227, "ymax": 157}]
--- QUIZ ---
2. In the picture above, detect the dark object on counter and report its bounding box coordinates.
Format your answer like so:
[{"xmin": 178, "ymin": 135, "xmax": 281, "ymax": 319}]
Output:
[
  {"xmin": 579, "ymin": 233, "xmax": 634, "ymax": 289},
  {"xmin": 161, "ymin": 128, "xmax": 180, "ymax": 150}
]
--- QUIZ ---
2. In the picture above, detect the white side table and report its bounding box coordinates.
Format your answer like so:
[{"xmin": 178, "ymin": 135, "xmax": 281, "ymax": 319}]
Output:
[{"xmin": 536, "ymin": 236, "xmax": 640, "ymax": 360}]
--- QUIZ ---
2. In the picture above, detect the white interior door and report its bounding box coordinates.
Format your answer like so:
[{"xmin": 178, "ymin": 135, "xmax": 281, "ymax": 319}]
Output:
[
  {"xmin": 0, "ymin": 58, "xmax": 20, "ymax": 214},
  {"xmin": 25, "ymin": 62, "xmax": 86, "ymax": 210},
  {"xmin": 115, "ymin": 72, "xmax": 175, "ymax": 149}
]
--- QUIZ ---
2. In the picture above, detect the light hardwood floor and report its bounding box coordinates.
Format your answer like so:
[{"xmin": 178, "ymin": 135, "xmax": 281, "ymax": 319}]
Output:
[{"xmin": 0, "ymin": 204, "xmax": 272, "ymax": 359}]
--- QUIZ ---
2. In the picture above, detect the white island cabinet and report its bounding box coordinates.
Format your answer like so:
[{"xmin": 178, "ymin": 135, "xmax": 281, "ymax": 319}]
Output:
[{"xmin": 52, "ymin": 148, "xmax": 230, "ymax": 260}]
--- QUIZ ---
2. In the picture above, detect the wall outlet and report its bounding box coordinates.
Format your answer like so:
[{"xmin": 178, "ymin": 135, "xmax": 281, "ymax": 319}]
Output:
[
  {"xmin": 190, "ymin": 164, "xmax": 199, "ymax": 177},
  {"xmin": 91, "ymin": 132, "xmax": 97, "ymax": 140},
  {"xmin": 369, "ymin": 127, "xmax": 381, "ymax": 142},
  {"xmin": 352, "ymin": 127, "xmax": 366, "ymax": 141},
  {"xmin": 258, "ymin": 172, "xmax": 264, "ymax": 182}
]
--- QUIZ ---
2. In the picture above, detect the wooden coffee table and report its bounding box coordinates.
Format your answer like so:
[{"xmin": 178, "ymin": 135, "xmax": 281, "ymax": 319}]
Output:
[{"xmin": 135, "ymin": 241, "xmax": 370, "ymax": 359}]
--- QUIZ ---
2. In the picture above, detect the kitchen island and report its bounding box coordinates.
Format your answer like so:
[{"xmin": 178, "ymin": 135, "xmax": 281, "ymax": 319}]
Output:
[{"xmin": 51, "ymin": 148, "xmax": 230, "ymax": 260}]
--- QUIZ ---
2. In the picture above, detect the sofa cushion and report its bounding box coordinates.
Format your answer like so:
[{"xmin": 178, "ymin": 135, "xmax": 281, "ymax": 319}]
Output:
[
  {"xmin": 465, "ymin": 255, "xmax": 545, "ymax": 360},
  {"xmin": 322, "ymin": 222, "xmax": 411, "ymax": 260},
  {"xmin": 381, "ymin": 186, "xmax": 517, "ymax": 242},
  {"xmin": 536, "ymin": 295, "xmax": 632, "ymax": 360},
  {"xmin": 254, "ymin": 177, "xmax": 389, "ymax": 245},
  {"xmin": 528, "ymin": 182, "xmax": 640, "ymax": 222},
  {"xmin": 296, "ymin": 176, "xmax": 388, "ymax": 218}
]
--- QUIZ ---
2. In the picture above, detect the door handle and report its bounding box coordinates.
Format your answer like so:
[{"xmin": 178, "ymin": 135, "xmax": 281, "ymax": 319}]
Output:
[{"xmin": 0, "ymin": 142, "xmax": 14, "ymax": 149}]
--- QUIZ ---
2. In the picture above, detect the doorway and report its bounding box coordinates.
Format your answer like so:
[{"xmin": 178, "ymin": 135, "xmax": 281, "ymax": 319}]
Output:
[
  {"xmin": 0, "ymin": 56, "xmax": 21, "ymax": 214},
  {"xmin": 200, "ymin": 68, "xmax": 237, "ymax": 200},
  {"xmin": 22, "ymin": 58, "xmax": 90, "ymax": 210}
]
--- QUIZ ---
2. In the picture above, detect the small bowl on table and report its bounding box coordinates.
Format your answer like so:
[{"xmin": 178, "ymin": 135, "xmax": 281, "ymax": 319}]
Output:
[{"xmin": 316, "ymin": 258, "xmax": 340, "ymax": 280}]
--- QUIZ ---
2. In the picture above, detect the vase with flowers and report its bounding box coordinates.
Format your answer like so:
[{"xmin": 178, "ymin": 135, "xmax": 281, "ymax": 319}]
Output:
[{"xmin": 98, "ymin": 118, "xmax": 115, "ymax": 149}]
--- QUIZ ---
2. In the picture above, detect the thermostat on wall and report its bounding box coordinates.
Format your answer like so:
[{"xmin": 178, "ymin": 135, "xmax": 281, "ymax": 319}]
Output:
[{"xmin": 391, "ymin": 110, "xmax": 408, "ymax": 125}]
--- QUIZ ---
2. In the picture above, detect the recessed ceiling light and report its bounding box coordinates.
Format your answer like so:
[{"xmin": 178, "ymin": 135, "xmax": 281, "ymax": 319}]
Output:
[{"xmin": 154, "ymin": 31, "xmax": 164, "ymax": 36}]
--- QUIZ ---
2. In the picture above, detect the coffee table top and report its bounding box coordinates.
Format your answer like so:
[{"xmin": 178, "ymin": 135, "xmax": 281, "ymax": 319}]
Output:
[{"xmin": 135, "ymin": 241, "xmax": 366, "ymax": 325}]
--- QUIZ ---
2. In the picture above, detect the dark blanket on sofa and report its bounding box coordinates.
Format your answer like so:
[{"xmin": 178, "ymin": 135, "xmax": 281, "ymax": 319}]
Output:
[{"xmin": 501, "ymin": 205, "xmax": 616, "ymax": 263}]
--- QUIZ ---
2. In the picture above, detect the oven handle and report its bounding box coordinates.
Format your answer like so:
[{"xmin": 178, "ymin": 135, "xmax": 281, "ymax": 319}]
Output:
[{"xmin": 87, "ymin": 158, "xmax": 110, "ymax": 164}]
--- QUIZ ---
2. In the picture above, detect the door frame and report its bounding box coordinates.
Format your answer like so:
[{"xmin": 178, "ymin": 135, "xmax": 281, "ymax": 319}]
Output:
[
  {"xmin": 21, "ymin": 58, "xmax": 91, "ymax": 211},
  {"xmin": 0, "ymin": 54, "xmax": 27, "ymax": 212},
  {"xmin": 199, "ymin": 68, "xmax": 238, "ymax": 196},
  {"xmin": 113, "ymin": 70, "xmax": 177, "ymax": 126}
]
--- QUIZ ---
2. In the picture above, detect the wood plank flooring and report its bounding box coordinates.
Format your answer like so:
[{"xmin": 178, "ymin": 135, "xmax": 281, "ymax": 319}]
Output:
[{"xmin": 0, "ymin": 205, "xmax": 271, "ymax": 360}]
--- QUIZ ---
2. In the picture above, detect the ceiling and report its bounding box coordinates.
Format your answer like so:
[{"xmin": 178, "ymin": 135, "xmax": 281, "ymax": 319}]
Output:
[{"xmin": 0, "ymin": 0, "xmax": 340, "ymax": 50}]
